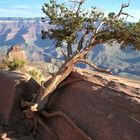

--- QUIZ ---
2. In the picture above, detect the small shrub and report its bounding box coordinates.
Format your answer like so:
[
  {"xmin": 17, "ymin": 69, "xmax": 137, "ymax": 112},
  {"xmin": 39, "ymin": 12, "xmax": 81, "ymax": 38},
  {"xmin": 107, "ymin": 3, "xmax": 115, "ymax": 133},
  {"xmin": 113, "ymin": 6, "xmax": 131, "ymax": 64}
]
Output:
[
  {"xmin": 3, "ymin": 58, "xmax": 26, "ymax": 71},
  {"xmin": 28, "ymin": 68, "xmax": 44, "ymax": 84}
]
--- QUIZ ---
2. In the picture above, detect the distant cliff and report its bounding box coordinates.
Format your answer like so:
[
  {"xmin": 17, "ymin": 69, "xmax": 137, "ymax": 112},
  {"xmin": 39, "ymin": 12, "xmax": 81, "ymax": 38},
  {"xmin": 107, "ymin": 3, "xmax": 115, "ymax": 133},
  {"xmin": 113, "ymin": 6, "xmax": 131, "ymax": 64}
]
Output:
[{"xmin": 0, "ymin": 17, "xmax": 140, "ymax": 80}]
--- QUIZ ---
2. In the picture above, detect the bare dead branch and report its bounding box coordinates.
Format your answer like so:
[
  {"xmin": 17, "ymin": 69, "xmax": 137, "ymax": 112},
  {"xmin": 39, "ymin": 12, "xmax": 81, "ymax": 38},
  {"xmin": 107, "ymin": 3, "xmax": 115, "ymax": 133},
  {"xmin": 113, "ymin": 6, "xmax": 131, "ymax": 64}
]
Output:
[
  {"xmin": 68, "ymin": 0, "xmax": 85, "ymax": 17},
  {"xmin": 95, "ymin": 21, "xmax": 105, "ymax": 34},
  {"xmin": 77, "ymin": 20, "xmax": 107, "ymax": 53},
  {"xmin": 81, "ymin": 36, "xmax": 101, "ymax": 56},
  {"xmin": 41, "ymin": 110, "xmax": 93, "ymax": 140},
  {"xmin": 67, "ymin": 43, "xmax": 73, "ymax": 58},
  {"xmin": 77, "ymin": 30, "xmax": 89, "ymax": 52},
  {"xmin": 121, "ymin": 12, "xmax": 133, "ymax": 18},
  {"xmin": 79, "ymin": 59, "xmax": 112, "ymax": 74},
  {"xmin": 76, "ymin": 0, "xmax": 84, "ymax": 17},
  {"xmin": 117, "ymin": 0, "xmax": 131, "ymax": 17},
  {"xmin": 61, "ymin": 50, "xmax": 68, "ymax": 60},
  {"xmin": 121, "ymin": 12, "xmax": 134, "ymax": 20}
]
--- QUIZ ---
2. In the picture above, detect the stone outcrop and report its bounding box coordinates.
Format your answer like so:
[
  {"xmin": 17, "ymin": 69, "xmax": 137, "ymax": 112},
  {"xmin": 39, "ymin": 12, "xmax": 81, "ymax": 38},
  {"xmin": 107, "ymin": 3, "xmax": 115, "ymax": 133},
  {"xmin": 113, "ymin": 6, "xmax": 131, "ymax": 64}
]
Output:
[
  {"xmin": 0, "ymin": 68, "xmax": 139, "ymax": 140},
  {"xmin": 0, "ymin": 70, "xmax": 40, "ymax": 125},
  {"xmin": 7, "ymin": 45, "xmax": 27, "ymax": 61},
  {"xmin": 39, "ymin": 68, "xmax": 140, "ymax": 140}
]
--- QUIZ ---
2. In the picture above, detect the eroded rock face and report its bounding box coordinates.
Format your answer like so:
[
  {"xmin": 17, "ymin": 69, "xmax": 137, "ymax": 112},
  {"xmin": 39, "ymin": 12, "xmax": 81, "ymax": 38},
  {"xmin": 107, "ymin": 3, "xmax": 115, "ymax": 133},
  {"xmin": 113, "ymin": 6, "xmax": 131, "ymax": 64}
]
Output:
[
  {"xmin": 7, "ymin": 45, "xmax": 27, "ymax": 61},
  {"xmin": 0, "ymin": 71, "xmax": 40, "ymax": 125},
  {"xmin": 39, "ymin": 68, "xmax": 140, "ymax": 140},
  {"xmin": 0, "ymin": 68, "xmax": 140, "ymax": 140}
]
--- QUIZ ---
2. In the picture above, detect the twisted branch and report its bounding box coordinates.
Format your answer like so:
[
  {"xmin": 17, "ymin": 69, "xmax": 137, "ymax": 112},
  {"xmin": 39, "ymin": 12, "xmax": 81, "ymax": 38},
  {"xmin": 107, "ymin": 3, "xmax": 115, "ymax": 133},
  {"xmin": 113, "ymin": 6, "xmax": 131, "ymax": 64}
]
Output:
[
  {"xmin": 117, "ymin": 0, "xmax": 131, "ymax": 17},
  {"xmin": 79, "ymin": 59, "xmax": 112, "ymax": 74}
]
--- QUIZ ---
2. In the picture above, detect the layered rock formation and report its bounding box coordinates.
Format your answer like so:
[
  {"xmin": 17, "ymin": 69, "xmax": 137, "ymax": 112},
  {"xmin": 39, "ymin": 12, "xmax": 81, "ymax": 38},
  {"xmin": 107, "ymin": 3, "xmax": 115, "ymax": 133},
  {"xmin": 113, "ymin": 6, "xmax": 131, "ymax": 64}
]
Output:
[
  {"xmin": 39, "ymin": 68, "xmax": 140, "ymax": 140},
  {"xmin": 0, "ymin": 18, "xmax": 140, "ymax": 80},
  {"xmin": 0, "ymin": 68, "xmax": 139, "ymax": 140}
]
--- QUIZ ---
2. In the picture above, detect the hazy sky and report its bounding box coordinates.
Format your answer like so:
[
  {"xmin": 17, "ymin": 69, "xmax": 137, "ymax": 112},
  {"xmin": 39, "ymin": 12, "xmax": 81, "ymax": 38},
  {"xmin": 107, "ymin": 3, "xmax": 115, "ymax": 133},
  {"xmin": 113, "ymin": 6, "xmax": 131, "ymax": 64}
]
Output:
[{"xmin": 0, "ymin": 0, "xmax": 139, "ymax": 22}]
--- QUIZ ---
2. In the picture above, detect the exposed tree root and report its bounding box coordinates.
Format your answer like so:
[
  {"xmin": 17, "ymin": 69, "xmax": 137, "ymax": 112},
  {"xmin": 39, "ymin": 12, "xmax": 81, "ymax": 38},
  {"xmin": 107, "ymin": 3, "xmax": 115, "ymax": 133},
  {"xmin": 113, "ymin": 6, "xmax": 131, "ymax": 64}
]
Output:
[
  {"xmin": 21, "ymin": 38, "xmax": 110, "ymax": 140},
  {"xmin": 21, "ymin": 101, "xmax": 35, "ymax": 108},
  {"xmin": 36, "ymin": 116, "xmax": 55, "ymax": 137},
  {"xmin": 40, "ymin": 110, "xmax": 93, "ymax": 140}
]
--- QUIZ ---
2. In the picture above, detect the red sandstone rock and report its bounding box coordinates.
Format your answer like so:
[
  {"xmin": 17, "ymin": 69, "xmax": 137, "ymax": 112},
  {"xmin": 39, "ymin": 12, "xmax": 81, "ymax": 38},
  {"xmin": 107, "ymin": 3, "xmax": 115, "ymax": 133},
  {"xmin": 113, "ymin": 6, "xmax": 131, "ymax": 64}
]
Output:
[
  {"xmin": 39, "ymin": 68, "xmax": 140, "ymax": 140},
  {"xmin": 0, "ymin": 71, "xmax": 39, "ymax": 125},
  {"xmin": 0, "ymin": 68, "xmax": 140, "ymax": 140},
  {"xmin": 0, "ymin": 72, "xmax": 19, "ymax": 125}
]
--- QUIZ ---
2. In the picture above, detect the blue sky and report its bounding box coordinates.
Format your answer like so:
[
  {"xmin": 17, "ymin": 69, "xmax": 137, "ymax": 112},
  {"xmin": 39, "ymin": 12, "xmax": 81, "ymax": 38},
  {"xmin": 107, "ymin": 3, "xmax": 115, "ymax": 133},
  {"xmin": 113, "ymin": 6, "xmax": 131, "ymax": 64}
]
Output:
[{"xmin": 0, "ymin": 0, "xmax": 139, "ymax": 22}]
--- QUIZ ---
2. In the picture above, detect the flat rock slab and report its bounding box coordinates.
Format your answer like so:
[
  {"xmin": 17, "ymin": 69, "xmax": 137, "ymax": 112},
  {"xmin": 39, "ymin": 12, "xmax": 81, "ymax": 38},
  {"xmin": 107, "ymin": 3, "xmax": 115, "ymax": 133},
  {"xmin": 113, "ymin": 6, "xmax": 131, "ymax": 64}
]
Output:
[{"xmin": 39, "ymin": 68, "xmax": 140, "ymax": 140}]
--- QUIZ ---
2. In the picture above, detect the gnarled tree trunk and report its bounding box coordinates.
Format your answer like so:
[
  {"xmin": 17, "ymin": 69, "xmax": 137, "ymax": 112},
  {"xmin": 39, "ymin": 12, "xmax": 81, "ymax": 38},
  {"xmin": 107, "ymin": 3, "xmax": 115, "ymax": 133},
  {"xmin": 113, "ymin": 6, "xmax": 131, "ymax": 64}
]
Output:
[{"xmin": 35, "ymin": 39, "xmax": 103, "ymax": 110}]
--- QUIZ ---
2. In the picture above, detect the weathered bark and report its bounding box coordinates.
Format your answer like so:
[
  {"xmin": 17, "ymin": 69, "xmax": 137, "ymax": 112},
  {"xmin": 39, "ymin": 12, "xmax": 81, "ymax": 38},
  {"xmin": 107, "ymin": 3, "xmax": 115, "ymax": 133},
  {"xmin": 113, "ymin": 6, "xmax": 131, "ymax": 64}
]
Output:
[
  {"xmin": 35, "ymin": 38, "xmax": 101, "ymax": 110},
  {"xmin": 67, "ymin": 43, "xmax": 72, "ymax": 58},
  {"xmin": 36, "ymin": 53, "xmax": 83, "ymax": 109}
]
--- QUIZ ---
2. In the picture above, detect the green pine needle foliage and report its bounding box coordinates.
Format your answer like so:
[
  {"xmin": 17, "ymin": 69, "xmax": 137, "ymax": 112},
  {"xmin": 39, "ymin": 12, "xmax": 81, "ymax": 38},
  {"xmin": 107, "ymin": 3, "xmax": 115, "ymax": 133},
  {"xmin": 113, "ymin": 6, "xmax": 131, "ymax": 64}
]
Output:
[
  {"xmin": 28, "ymin": 69, "xmax": 44, "ymax": 84},
  {"xmin": 42, "ymin": 0, "xmax": 140, "ymax": 57}
]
